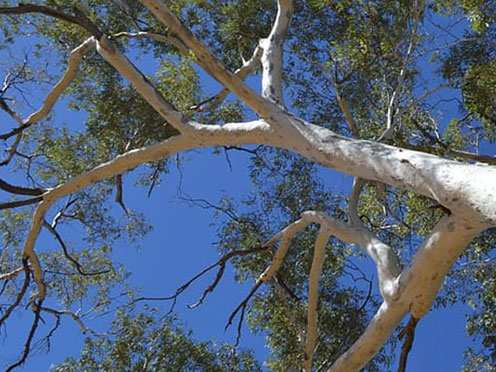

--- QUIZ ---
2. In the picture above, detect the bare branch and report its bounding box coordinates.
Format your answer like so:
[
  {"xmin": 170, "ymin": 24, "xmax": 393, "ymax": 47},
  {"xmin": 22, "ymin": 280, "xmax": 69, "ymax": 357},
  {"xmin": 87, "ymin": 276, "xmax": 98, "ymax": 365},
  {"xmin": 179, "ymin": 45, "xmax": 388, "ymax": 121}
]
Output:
[
  {"xmin": 0, "ymin": 178, "xmax": 45, "ymax": 196},
  {"xmin": 130, "ymin": 245, "xmax": 270, "ymax": 311},
  {"xmin": 4, "ymin": 299, "xmax": 43, "ymax": 372},
  {"xmin": 0, "ymin": 267, "xmax": 24, "ymax": 281},
  {"xmin": 39, "ymin": 306, "xmax": 102, "ymax": 336},
  {"xmin": 326, "ymin": 216, "xmax": 480, "ymax": 372},
  {"xmin": 258, "ymin": 217, "xmax": 310, "ymax": 282},
  {"xmin": 260, "ymin": 0, "xmax": 293, "ymax": 106},
  {"xmin": 0, "ymin": 5, "xmax": 102, "ymax": 38},
  {"xmin": 96, "ymin": 36, "xmax": 192, "ymax": 133},
  {"xmin": 0, "ymin": 259, "xmax": 30, "ymax": 329},
  {"xmin": 302, "ymin": 210, "xmax": 401, "ymax": 302},
  {"xmin": 0, "ymin": 132, "xmax": 21, "ymax": 167},
  {"xmin": 42, "ymin": 220, "xmax": 110, "ymax": 276},
  {"xmin": 0, "ymin": 196, "xmax": 43, "ymax": 210},
  {"xmin": 0, "ymin": 38, "xmax": 95, "ymax": 166},
  {"xmin": 397, "ymin": 316, "xmax": 419, "ymax": 372},
  {"xmin": 224, "ymin": 280, "xmax": 263, "ymax": 346}
]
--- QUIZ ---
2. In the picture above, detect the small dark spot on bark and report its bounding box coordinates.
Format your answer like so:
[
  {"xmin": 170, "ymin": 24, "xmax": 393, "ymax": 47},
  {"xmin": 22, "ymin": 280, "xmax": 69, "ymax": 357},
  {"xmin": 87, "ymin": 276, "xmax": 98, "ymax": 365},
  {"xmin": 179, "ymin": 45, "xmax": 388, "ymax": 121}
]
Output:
[
  {"xmin": 452, "ymin": 197, "xmax": 459, "ymax": 202},
  {"xmin": 447, "ymin": 222, "xmax": 455, "ymax": 232}
]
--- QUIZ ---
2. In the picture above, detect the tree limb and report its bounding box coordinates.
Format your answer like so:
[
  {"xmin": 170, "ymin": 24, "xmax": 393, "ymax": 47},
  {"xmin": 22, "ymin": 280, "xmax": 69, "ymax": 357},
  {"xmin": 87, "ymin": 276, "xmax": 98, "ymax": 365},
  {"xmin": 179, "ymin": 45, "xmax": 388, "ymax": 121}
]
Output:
[
  {"xmin": 326, "ymin": 215, "xmax": 480, "ymax": 372},
  {"xmin": 42, "ymin": 220, "xmax": 110, "ymax": 276},
  {"xmin": 260, "ymin": 0, "xmax": 293, "ymax": 106},
  {"xmin": 0, "ymin": 178, "xmax": 45, "ymax": 196},
  {"xmin": 39, "ymin": 306, "xmax": 102, "ymax": 336},
  {"xmin": 0, "ymin": 5, "xmax": 102, "ymax": 38},
  {"xmin": 189, "ymin": 45, "xmax": 263, "ymax": 112},
  {"xmin": 0, "ymin": 196, "xmax": 43, "ymax": 210}
]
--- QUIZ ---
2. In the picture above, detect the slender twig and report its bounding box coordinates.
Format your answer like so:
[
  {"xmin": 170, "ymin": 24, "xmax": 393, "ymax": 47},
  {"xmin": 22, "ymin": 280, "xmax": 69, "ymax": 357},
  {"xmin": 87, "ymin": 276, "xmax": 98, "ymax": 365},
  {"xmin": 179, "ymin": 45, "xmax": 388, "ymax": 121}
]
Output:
[
  {"xmin": 224, "ymin": 280, "xmax": 263, "ymax": 346},
  {"xmin": 130, "ymin": 245, "xmax": 270, "ymax": 312},
  {"xmin": 39, "ymin": 306, "xmax": 102, "ymax": 336},
  {"xmin": 42, "ymin": 220, "xmax": 110, "ymax": 276}
]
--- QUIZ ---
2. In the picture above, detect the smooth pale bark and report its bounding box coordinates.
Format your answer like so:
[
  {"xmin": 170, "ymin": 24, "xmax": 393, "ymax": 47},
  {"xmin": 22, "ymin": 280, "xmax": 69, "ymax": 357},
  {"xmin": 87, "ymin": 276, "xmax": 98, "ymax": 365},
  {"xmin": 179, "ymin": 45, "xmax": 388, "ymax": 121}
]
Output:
[
  {"xmin": 260, "ymin": 0, "xmax": 293, "ymax": 106},
  {"xmin": 327, "ymin": 216, "xmax": 481, "ymax": 372}
]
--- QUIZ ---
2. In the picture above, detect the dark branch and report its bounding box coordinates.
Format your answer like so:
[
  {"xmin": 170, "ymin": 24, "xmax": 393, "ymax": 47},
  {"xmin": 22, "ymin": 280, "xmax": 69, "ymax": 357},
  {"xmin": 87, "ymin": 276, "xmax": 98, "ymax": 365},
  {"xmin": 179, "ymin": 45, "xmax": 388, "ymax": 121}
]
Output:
[
  {"xmin": 0, "ymin": 5, "xmax": 103, "ymax": 39},
  {"xmin": 0, "ymin": 259, "xmax": 30, "ymax": 329},
  {"xmin": 0, "ymin": 178, "xmax": 45, "ymax": 196},
  {"xmin": 0, "ymin": 123, "xmax": 29, "ymax": 141},
  {"xmin": 43, "ymin": 221, "xmax": 110, "ymax": 276},
  {"xmin": 4, "ymin": 299, "xmax": 43, "ymax": 372},
  {"xmin": 225, "ymin": 280, "xmax": 263, "ymax": 346},
  {"xmin": 115, "ymin": 174, "xmax": 128, "ymax": 214},
  {"xmin": 397, "ymin": 316, "xmax": 419, "ymax": 372},
  {"xmin": 131, "ymin": 245, "xmax": 270, "ymax": 313},
  {"xmin": 0, "ymin": 196, "xmax": 42, "ymax": 210}
]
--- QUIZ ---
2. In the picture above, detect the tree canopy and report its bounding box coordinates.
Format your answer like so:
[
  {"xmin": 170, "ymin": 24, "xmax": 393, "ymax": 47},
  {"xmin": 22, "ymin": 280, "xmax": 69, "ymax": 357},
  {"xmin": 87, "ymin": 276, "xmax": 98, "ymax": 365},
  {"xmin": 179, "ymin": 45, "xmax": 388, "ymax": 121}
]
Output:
[{"xmin": 0, "ymin": 1, "xmax": 495, "ymax": 371}]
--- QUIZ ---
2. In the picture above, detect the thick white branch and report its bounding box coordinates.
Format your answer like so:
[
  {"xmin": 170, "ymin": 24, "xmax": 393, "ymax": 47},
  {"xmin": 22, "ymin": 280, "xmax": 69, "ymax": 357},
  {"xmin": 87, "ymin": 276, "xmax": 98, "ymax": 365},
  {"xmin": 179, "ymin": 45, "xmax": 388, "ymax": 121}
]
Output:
[
  {"xmin": 95, "ymin": 36, "xmax": 191, "ymax": 133},
  {"xmin": 261, "ymin": 0, "xmax": 293, "ymax": 106},
  {"xmin": 268, "ymin": 117, "xmax": 496, "ymax": 226},
  {"xmin": 301, "ymin": 211, "xmax": 400, "ymax": 302},
  {"xmin": 326, "ymin": 215, "xmax": 481, "ymax": 372}
]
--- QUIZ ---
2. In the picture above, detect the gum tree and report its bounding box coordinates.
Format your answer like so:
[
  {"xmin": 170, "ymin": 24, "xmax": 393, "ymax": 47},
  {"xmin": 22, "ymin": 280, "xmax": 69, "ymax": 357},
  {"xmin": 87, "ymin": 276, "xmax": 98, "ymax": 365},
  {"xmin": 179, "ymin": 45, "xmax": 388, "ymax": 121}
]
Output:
[{"xmin": 0, "ymin": 1, "xmax": 495, "ymax": 371}]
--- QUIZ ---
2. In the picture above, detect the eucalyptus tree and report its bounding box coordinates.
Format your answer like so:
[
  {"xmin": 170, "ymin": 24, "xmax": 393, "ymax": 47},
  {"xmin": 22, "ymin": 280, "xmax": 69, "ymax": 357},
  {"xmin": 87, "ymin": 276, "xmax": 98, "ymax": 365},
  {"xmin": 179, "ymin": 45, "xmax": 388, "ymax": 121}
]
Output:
[{"xmin": 0, "ymin": 1, "xmax": 495, "ymax": 372}]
